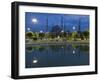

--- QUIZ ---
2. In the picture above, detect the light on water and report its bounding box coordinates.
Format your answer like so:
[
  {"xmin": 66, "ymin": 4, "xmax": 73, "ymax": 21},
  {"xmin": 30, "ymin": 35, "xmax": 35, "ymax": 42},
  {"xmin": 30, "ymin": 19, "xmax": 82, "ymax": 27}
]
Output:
[
  {"xmin": 73, "ymin": 50, "xmax": 76, "ymax": 54},
  {"xmin": 61, "ymin": 46, "xmax": 64, "ymax": 48},
  {"xmin": 32, "ymin": 59, "xmax": 38, "ymax": 64}
]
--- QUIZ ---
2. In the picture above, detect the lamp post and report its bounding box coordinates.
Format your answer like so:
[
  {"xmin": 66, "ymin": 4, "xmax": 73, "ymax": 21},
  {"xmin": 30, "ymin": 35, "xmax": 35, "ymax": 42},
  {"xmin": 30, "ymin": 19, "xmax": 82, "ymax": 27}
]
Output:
[{"xmin": 73, "ymin": 26, "xmax": 76, "ymax": 41}]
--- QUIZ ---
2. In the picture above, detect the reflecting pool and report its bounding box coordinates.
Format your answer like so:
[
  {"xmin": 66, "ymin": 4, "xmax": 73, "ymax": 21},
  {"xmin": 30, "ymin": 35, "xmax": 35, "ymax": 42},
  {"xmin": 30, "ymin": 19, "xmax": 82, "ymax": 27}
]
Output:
[{"xmin": 25, "ymin": 44, "xmax": 89, "ymax": 68}]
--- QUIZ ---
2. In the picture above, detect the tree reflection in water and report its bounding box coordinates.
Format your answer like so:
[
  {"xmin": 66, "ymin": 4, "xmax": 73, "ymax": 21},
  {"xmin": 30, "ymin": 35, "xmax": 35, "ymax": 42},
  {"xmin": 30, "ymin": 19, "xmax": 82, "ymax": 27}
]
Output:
[{"xmin": 26, "ymin": 44, "xmax": 89, "ymax": 53}]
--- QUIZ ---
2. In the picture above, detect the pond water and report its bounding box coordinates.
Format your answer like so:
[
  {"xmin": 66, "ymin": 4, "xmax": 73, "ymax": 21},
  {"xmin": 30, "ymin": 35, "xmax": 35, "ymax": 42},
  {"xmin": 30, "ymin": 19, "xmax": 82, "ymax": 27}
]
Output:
[{"xmin": 25, "ymin": 44, "xmax": 89, "ymax": 68}]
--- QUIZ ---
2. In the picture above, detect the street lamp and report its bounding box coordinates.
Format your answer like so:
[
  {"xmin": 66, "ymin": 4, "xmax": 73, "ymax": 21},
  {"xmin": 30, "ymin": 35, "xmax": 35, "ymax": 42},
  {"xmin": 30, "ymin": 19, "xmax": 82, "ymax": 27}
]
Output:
[
  {"xmin": 61, "ymin": 30, "xmax": 64, "ymax": 33},
  {"xmin": 32, "ymin": 18, "xmax": 38, "ymax": 24},
  {"xmin": 73, "ymin": 26, "xmax": 76, "ymax": 30},
  {"xmin": 40, "ymin": 30, "xmax": 43, "ymax": 33},
  {"xmin": 27, "ymin": 27, "xmax": 31, "ymax": 31}
]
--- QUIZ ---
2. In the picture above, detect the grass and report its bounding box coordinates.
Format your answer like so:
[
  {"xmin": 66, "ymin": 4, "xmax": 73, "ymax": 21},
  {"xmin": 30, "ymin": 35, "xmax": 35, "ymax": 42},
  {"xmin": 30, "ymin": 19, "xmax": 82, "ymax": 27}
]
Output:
[{"xmin": 26, "ymin": 38, "xmax": 89, "ymax": 45}]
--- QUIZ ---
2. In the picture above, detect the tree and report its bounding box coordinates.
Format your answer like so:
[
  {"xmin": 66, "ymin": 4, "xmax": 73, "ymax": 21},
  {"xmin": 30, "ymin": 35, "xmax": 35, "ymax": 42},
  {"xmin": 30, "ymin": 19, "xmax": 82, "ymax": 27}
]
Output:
[
  {"xmin": 39, "ymin": 32, "xmax": 45, "ymax": 40},
  {"xmin": 71, "ymin": 32, "xmax": 78, "ymax": 40},
  {"xmin": 32, "ymin": 32, "xmax": 38, "ymax": 41},
  {"xmin": 60, "ymin": 32, "xmax": 67, "ymax": 38},
  {"xmin": 49, "ymin": 33, "xmax": 56, "ymax": 39},
  {"xmin": 45, "ymin": 32, "xmax": 50, "ymax": 39},
  {"xmin": 26, "ymin": 32, "xmax": 33, "ymax": 39},
  {"xmin": 66, "ymin": 31, "xmax": 71, "ymax": 40},
  {"xmin": 82, "ymin": 31, "xmax": 89, "ymax": 40}
]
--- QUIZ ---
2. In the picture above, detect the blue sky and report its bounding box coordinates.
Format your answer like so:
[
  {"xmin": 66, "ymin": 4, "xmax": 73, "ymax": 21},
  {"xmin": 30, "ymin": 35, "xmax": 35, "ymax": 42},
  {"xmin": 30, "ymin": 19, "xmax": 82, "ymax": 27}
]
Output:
[{"xmin": 25, "ymin": 12, "xmax": 89, "ymax": 32}]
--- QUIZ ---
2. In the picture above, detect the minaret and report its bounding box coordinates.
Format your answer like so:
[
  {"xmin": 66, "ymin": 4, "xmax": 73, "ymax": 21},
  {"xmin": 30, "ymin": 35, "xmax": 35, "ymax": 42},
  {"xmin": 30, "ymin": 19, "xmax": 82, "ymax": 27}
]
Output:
[
  {"xmin": 78, "ymin": 18, "xmax": 81, "ymax": 32},
  {"xmin": 77, "ymin": 18, "xmax": 82, "ymax": 39},
  {"xmin": 63, "ymin": 17, "xmax": 65, "ymax": 31},
  {"xmin": 46, "ymin": 17, "xmax": 48, "ymax": 33},
  {"xmin": 61, "ymin": 16, "xmax": 64, "ymax": 31}
]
